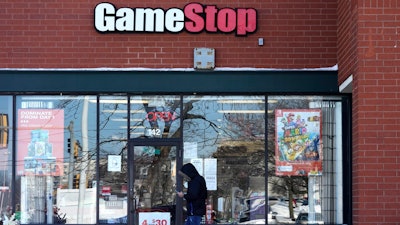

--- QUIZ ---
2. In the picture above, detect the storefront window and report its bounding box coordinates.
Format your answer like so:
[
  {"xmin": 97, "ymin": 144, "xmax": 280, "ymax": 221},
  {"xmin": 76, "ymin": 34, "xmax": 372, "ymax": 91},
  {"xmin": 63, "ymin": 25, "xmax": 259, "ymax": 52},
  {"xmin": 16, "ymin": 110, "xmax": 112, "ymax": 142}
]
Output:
[
  {"xmin": 129, "ymin": 96, "xmax": 181, "ymax": 139},
  {"xmin": 1, "ymin": 94, "xmax": 347, "ymax": 225},
  {"xmin": 267, "ymin": 96, "xmax": 344, "ymax": 224},
  {"xmin": 0, "ymin": 96, "xmax": 13, "ymax": 223},
  {"xmin": 98, "ymin": 96, "xmax": 128, "ymax": 223},
  {"xmin": 183, "ymin": 96, "xmax": 266, "ymax": 224},
  {"xmin": 15, "ymin": 96, "xmax": 97, "ymax": 224}
]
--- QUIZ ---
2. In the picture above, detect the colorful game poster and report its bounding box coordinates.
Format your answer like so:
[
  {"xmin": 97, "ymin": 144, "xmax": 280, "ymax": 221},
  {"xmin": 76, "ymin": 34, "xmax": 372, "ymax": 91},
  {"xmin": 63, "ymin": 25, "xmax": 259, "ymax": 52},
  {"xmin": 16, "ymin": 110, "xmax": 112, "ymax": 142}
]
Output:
[
  {"xmin": 17, "ymin": 109, "xmax": 64, "ymax": 176},
  {"xmin": 275, "ymin": 109, "xmax": 322, "ymax": 176}
]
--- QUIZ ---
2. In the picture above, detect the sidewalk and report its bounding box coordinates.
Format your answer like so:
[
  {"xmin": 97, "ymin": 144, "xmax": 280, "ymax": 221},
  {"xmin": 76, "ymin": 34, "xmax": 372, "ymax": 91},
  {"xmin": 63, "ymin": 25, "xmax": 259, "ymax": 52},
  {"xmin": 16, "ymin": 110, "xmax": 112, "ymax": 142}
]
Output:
[{"xmin": 270, "ymin": 201, "xmax": 301, "ymax": 224}]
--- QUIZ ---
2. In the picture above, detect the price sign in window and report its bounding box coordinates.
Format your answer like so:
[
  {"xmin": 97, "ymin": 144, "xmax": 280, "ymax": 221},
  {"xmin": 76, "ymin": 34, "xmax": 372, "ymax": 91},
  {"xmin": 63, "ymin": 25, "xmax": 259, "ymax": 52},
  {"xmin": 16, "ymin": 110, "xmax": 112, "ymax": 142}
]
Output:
[{"xmin": 139, "ymin": 212, "xmax": 170, "ymax": 225}]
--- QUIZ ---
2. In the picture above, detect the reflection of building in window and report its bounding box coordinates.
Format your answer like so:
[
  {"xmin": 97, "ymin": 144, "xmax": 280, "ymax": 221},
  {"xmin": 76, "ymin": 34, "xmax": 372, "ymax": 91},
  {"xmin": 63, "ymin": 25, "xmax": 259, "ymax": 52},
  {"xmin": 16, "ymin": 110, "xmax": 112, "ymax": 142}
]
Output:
[
  {"xmin": 211, "ymin": 140, "xmax": 265, "ymax": 222},
  {"xmin": 0, "ymin": 114, "xmax": 8, "ymax": 149}
]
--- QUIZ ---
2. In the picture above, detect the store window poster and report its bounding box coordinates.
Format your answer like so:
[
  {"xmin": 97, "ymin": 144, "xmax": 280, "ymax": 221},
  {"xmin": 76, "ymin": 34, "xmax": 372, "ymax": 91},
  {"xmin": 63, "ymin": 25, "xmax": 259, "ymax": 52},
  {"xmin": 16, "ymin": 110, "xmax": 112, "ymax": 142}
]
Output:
[
  {"xmin": 275, "ymin": 109, "xmax": 322, "ymax": 176},
  {"xmin": 17, "ymin": 109, "xmax": 64, "ymax": 176}
]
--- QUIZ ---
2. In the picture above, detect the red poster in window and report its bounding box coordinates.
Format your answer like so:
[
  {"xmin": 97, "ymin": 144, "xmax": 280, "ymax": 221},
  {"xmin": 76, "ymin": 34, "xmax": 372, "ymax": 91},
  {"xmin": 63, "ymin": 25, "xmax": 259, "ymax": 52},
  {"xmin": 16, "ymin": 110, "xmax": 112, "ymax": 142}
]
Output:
[
  {"xmin": 275, "ymin": 109, "xmax": 322, "ymax": 176},
  {"xmin": 17, "ymin": 109, "xmax": 64, "ymax": 176}
]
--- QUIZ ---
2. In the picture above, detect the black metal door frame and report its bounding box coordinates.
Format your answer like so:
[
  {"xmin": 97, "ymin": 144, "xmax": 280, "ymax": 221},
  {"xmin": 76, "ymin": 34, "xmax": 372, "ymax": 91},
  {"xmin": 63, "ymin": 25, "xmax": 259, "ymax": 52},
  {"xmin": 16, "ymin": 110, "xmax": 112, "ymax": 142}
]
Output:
[{"xmin": 128, "ymin": 138, "xmax": 183, "ymax": 225}]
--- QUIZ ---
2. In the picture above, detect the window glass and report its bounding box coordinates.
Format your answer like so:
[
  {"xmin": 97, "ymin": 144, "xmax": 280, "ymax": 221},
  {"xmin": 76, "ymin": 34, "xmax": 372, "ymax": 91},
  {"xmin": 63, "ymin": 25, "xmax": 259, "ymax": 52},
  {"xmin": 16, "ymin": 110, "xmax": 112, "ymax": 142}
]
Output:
[
  {"xmin": 130, "ymin": 96, "xmax": 180, "ymax": 139},
  {"xmin": 132, "ymin": 144, "xmax": 178, "ymax": 225},
  {"xmin": 267, "ymin": 96, "xmax": 343, "ymax": 224},
  {"xmin": 0, "ymin": 96, "xmax": 13, "ymax": 222},
  {"xmin": 4, "ymin": 94, "xmax": 347, "ymax": 225},
  {"xmin": 183, "ymin": 96, "xmax": 266, "ymax": 224},
  {"xmin": 98, "ymin": 96, "xmax": 128, "ymax": 224},
  {"xmin": 15, "ymin": 96, "xmax": 97, "ymax": 224}
]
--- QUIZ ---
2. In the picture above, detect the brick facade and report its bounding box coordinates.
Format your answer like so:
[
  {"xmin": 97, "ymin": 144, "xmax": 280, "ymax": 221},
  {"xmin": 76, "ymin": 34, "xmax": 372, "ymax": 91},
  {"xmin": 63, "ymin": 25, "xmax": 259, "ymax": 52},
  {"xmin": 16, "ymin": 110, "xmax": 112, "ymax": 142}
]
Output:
[
  {"xmin": 0, "ymin": 0, "xmax": 337, "ymax": 69},
  {"xmin": 337, "ymin": 0, "xmax": 400, "ymax": 224}
]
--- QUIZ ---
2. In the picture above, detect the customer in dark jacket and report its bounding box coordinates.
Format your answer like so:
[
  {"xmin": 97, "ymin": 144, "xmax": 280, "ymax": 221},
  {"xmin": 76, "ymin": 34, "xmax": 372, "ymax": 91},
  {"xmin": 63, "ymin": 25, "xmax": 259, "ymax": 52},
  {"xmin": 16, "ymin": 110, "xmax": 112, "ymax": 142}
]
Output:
[{"xmin": 177, "ymin": 163, "xmax": 207, "ymax": 225}]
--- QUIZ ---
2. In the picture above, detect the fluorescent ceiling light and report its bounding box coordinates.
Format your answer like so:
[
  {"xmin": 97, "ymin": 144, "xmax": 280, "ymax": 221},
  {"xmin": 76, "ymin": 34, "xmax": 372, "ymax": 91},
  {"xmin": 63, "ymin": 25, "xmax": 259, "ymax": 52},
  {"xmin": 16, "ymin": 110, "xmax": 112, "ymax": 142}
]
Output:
[
  {"xmin": 131, "ymin": 100, "xmax": 149, "ymax": 104},
  {"xmin": 127, "ymin": 126, "xmax": 145, "ymax": 129},
  {"xmin": 21, "ymin": 96, "xmax": 92, "ymax": 100},
  {"xmin": 111, "ymin": 135, "xmax": 127, "ymax": 140},
  {"xmin": 130, "ymin": 132, "xmax": 146, "ymax": 136},
  {"xmin": 119, "ymin": 126, "xmax": 145, "ymax": 129}
]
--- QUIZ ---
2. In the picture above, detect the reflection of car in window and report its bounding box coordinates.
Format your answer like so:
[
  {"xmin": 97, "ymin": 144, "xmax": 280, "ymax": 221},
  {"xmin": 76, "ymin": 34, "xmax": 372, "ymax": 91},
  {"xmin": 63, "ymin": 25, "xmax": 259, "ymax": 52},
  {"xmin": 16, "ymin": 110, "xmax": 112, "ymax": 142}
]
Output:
[
  {"xmin": 268, "ymin": 196, "xmax": 279, "ymax": 205},
  {"xmin": 295, "ymin": 212, "xmax": 323, "ymax": 224},
  {"xmin": 239, "ymin": 197, "xmax": 267, "ymax": 222}
]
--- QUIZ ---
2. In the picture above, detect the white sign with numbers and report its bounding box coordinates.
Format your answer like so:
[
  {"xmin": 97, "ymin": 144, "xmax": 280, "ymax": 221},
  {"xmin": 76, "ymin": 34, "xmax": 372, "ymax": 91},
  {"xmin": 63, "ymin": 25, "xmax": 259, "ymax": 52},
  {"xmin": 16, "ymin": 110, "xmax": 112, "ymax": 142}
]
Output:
[{"xmin": 139, "ymin": 212, "xmax": 170, "ymax": 225}]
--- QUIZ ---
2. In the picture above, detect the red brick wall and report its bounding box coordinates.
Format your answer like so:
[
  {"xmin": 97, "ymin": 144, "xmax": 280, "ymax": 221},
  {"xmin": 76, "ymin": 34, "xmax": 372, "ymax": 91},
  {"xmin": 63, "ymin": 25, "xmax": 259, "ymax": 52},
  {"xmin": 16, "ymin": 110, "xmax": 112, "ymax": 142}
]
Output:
[
  {"xmin": 346, "ymin": 0, "xmax": 400, "ymax": 224},
  {"xmin": 337, "ymin": 0, "xmax": 358, "ymax": 84},
  {"xmin": 0, "ymin": 0, "xmax": 337, "ymax": 69}
]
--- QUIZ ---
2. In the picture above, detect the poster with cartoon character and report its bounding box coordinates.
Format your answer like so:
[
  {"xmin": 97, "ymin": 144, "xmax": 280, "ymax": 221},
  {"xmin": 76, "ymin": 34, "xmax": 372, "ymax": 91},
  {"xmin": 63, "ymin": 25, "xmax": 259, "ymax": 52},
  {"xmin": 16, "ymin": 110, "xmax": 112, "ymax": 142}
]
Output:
[{"xmin": 275, "ymin": 109, "xmax": 322, "ymax": 176}]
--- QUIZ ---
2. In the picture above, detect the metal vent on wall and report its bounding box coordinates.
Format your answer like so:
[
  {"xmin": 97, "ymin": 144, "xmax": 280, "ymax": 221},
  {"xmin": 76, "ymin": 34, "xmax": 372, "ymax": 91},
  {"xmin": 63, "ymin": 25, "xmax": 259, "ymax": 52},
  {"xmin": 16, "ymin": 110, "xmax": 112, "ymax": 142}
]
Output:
[{"xmin": 194, "ymin": 48, "xmax": 215, "ymax": 70}]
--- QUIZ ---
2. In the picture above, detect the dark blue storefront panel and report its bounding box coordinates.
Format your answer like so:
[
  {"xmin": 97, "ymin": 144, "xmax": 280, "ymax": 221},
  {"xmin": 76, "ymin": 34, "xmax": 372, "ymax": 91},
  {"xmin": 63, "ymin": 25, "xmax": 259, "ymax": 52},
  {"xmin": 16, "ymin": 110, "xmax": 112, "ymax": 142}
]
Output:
[{"xmin": 0, "ymin": 70, "xmax": 338, "ymax": 94}]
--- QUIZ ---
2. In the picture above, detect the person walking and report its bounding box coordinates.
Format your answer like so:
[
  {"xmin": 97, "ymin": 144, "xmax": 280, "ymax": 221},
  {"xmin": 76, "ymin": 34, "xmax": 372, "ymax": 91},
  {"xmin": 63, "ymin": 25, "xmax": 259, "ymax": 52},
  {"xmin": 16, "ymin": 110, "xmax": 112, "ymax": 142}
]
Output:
[{"xmin": 177, "ymin": 163, "xmax": 208, "ymax": 225}]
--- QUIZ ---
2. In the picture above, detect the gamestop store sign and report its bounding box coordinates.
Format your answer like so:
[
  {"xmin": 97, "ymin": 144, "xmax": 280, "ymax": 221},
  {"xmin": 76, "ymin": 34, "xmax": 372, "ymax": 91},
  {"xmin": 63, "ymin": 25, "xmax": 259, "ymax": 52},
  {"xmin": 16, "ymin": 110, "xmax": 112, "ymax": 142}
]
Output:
[{"xmin": 94, "ymin": 2, "xmax": 257, "ymax": 36}]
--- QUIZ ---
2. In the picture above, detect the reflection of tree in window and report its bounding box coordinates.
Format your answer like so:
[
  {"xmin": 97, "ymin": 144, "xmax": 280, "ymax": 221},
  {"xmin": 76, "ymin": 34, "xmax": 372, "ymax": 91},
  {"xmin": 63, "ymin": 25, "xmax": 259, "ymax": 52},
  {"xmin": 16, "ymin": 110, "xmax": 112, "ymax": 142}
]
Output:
[{"xmin": 181, "ymin": 96, "xmax": 266, "ymax": 222}]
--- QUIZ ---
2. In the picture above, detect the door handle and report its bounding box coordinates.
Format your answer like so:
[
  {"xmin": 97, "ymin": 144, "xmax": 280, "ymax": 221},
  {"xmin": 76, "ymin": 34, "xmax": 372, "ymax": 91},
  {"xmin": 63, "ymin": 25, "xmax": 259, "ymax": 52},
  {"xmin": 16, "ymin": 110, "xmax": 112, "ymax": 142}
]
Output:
[{"xmin": 131, "ymin": 195, "xmax": 137, "ymax": 213}]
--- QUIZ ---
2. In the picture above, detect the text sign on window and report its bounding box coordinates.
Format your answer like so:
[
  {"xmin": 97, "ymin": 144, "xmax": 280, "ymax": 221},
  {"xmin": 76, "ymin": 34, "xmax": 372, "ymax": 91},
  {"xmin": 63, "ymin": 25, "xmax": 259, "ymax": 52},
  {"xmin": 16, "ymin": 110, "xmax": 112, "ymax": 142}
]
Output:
[{"xmin": 139, "ymin": 212, "xmax": 170, "ymax": 225}]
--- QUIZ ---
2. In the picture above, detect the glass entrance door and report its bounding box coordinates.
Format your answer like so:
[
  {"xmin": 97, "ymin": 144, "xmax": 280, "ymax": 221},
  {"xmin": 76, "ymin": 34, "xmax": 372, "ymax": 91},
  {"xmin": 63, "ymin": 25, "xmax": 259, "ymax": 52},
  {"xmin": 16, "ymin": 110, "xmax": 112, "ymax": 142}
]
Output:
[{"xmin": 129, "ymin": 139, "xmax": 182, "ymax": 225}]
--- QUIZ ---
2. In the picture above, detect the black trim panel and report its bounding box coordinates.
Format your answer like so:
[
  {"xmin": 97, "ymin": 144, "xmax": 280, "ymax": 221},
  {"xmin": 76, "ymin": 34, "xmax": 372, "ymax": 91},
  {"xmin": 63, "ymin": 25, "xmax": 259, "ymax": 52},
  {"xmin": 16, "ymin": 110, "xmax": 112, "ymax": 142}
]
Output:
[{"xmin": 0, "ymin": 70, "xmax": 338, "ymax": 94}]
